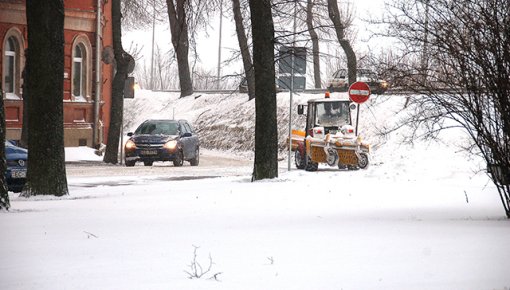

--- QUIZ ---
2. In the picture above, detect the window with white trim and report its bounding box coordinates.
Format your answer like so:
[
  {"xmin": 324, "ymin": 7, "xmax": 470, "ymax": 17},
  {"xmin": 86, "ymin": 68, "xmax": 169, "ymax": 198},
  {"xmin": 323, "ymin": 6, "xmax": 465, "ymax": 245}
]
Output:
[
  {"xmin": 72, "ymin": 43, "xmax": 86, "ymax": 99},
  {"xmin": 3, "ymin": 36, "xmax": 20, "ymax": 97}
]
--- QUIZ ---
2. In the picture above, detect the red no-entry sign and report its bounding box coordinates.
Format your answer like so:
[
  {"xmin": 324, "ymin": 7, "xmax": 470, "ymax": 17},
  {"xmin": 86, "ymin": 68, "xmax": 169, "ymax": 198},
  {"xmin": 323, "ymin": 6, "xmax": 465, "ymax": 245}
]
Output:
[{"xmin": 348, "ymin": 81, "xmax": 371, "ymax": 104}]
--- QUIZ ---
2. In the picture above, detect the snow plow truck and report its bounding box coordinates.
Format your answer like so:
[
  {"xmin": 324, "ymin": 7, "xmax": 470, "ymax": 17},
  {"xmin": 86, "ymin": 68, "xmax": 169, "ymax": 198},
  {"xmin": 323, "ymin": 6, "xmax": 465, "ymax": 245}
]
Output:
[{"xmin": 290, "ymin": 93, "xmax": 370, "ymax": 171}]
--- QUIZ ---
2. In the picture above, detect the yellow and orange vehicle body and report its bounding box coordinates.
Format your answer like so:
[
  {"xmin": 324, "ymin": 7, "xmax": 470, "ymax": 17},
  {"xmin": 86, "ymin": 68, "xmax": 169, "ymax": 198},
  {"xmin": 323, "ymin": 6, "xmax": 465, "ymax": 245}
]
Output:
[{"xmin": 290, "ymin": 129, "xmax": 370, "ymax": 167}]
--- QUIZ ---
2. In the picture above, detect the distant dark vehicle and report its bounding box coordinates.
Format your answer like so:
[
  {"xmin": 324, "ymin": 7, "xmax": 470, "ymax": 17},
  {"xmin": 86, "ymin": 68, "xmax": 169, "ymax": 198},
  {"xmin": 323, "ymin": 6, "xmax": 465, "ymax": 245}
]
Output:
[
  {"xmin": 327, "ymin": 68, "xmax": 389, "ymax": 94},
  {"xmin": 124, "ymin": 119, "xmax": 200, "ymax": 167},
  {"xmin": 5, "ymin": 140, "xmax": 27, "ymax": 192}
]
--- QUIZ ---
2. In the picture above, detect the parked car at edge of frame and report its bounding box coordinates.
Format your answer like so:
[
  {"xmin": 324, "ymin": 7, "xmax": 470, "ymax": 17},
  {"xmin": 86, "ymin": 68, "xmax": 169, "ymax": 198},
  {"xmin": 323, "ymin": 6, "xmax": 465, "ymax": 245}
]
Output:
[
  {"xmin": 124, "ymin": 119, "xmax": 200, "ymax": 167},
  {"xmin": 5, "ymin": 140, "xmax": 28, "ymax": 192}
]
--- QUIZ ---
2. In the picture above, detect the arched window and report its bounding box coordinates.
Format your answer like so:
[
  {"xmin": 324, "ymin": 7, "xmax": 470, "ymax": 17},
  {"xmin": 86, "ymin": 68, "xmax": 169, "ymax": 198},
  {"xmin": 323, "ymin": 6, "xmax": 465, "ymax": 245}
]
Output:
[
  {"xmin": 72, "ymin": 43, "xmax": 86, "ymax": 99},
  {"xmin": 70, "ymin": 36, "xmax": 92, "ymax": 101},
  {"xmin": 3, "ymin": 35, "xmax": 21, "ymax": 97}
]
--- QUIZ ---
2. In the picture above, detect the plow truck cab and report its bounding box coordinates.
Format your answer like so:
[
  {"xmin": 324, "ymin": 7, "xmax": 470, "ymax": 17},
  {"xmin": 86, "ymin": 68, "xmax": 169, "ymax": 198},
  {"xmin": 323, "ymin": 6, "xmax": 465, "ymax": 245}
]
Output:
[{"xmin": 290, "ymin": 92, "xmax": 370, "ymax": 171}]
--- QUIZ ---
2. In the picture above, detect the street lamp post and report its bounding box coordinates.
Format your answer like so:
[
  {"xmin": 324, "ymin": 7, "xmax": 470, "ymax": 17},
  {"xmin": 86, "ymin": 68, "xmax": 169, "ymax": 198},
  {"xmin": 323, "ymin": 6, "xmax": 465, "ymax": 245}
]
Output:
[
  {"xmin": 217, "ymin": 0, "xmax": 223, "ymax": 90},
  {"xmin": 150, "ymin": 0, "xmax": 156, "ymax": 90},
  {"xmin": 288, "ymin": 0, "xmax": 297, "ymax": 171}
]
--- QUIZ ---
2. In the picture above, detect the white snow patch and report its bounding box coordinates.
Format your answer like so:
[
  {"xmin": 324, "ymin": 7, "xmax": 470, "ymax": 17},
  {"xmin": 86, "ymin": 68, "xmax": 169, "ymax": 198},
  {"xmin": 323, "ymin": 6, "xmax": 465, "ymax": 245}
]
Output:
[{"xmin": 1, "ymin": 90, "xmax": 508, "ymax": 290}]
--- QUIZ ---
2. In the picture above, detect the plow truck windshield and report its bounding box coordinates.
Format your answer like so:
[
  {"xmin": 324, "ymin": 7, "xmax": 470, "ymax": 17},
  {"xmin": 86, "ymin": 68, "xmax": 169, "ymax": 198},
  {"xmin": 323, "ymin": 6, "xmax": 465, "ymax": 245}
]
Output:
[{"xmin": 315, "ymin": 101, "xmax": 350, "ymax": 127}]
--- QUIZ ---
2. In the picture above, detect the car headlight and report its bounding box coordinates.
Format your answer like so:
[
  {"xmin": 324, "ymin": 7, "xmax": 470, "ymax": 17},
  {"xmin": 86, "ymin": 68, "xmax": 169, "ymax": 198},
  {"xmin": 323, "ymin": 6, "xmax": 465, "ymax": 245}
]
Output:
[
  {"xmin": 164, "ymin": 140, "xmax": 178, "ymax": 152},
  {"xmin": 125, "ymin": 140, "xmax": 136, "ymax": 151}
]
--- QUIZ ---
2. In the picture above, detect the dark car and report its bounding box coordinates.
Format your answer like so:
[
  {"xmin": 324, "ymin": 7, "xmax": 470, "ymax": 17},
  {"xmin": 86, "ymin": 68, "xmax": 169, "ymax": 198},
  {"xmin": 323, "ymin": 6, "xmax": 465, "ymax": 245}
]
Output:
[
  {"xmin": 124, "ymin": 119, "xmax": 200, "ymax": 167},
  {"xmin": 5, "ymin": 141, "xmax": 28, "ymax": 192}
]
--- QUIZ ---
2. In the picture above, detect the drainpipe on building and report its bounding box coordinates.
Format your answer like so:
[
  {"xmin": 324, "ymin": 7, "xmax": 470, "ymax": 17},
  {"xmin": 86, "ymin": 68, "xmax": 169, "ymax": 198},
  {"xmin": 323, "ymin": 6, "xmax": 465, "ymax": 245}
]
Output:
[{"xmin": 93, "ymin": 0, "xmax": 102, "ymax": 148}]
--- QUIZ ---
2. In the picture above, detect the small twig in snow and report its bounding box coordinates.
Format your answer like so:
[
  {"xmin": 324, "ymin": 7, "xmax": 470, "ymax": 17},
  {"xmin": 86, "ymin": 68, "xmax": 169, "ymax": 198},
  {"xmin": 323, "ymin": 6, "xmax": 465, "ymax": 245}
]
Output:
[
  {"xmin": 83, "ymin": 231, "xmax": 98, "ymax": 239},
  {"xmin": 208, "ymin": 272, "xmax": 222, "ymax": 281},
  {"xmin": 267, "ymin": 256, "xmax": 274, "ymax": 265},
  {"xmin": 184, "ymin": 245, "xmax": 221, "ymax": 281}
]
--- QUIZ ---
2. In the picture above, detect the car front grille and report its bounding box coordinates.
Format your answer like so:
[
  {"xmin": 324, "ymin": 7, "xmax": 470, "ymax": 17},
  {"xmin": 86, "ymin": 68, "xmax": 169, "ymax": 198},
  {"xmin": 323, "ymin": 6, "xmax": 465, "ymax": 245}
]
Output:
[
  {"xmin": 136, "ymin": 143, "xmax": 164, "ymax": 149},
  {"xmin": 7, "ymin": 160, "xmax": 27, "ymax": 167}
]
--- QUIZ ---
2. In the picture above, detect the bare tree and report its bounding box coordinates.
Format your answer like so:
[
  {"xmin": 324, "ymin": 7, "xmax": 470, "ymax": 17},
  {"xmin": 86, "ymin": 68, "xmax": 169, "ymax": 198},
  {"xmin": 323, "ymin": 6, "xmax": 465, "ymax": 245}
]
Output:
[
  {"xmin": 122, "ymin": 0, "xmax": 167, "ymax": 29},
  {"xmin": 21, "ymin": 0, "xmax": 68, "ymax": 197},
  {"xmin": 232, "ymin": 0, "xmax": 255, "ymax": 99},
  {"xmin": 250, "ymin": 0, "xmax": 278, "ymax": 181},
  {"xmin": 306, "ymin": 0, "xmax": 322, "ymax": 88},
  {"xmin": 327, "ymin": 0, "xmax": 356, "ymax": 86},
  {"xmin": 166, "ymin": 0, "xmax": 194, "ymax": 97},
  {"xmin": 123, "ymin": 0, "xmax": 221, "ymax": 92},
  {"xmin": 0, "ymin": 85, "xmax": 9, "ymax": 210},
  {"xmin": 20, "ymin": 48, "xmax": 29, "ymax": 149},
  {"xmin": 103, "ymin": 0, "xmax": 134, "ymax": 164},
  {"xmin": 381, "ymin": 0, "xmax": 510, "ymax": 217},
  {"xmin": 154, "ymin": 46, "xmax": 177, "ymax": 90},
  {"xmin": 134, "ymin": 45, "xmax": 179, "ymax": 90}
]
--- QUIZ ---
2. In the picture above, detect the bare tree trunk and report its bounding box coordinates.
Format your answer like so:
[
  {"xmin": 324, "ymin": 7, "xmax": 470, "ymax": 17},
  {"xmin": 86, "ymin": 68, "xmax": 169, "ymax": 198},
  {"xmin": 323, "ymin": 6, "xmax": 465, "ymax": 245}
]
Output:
[
  {"xmin": 327, "ymin": 0, "xmax": 356, "ymax": 85},
  {"xmin": 104, "ymin": 0, "xmax": 132, "ymax": 164},
  {"xmin": 166, "ymin": 0, "xmax": 193, "ymax": 98},
  {"xmin": 233, "ymin": 0, "xmax": 255, "ymax": 100},
  {"xmin": 20, "ymin": 51, "xmax": 29, "ymax": 149},
  {"xmin": 249, "ymin": 0, "xmax": 278, "ymax": 181},
  {"xmin": 306, "ymin": 0, "xmax": 321, "ymax": 89},
  {"xmin": 22, "ymin": 0, "xmax": 68, "ymax": 197},
  {"xmin": 0, "ymin": 87, "xmax": 10, "ymax": 209}
]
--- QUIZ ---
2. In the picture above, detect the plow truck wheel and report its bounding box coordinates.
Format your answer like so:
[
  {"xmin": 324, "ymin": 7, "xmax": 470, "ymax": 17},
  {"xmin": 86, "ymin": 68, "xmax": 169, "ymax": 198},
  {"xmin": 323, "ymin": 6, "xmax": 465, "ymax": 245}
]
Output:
[
  {"xmin": 357, "ymin": 152, "xmax": 370, "ymax": 169},
  {"xmin": 305, "ymin": 155, "xmax": 318, "ymax": 172},
  {"xmin": 294, "ymin": 144, "xmax": 306, "ymax": 169}
]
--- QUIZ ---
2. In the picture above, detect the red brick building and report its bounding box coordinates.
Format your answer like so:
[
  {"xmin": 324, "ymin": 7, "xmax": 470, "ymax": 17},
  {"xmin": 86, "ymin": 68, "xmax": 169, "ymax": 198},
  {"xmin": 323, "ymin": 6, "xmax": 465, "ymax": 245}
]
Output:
[{"xmin": 0, "ymin": 0, "xmax": 113, "ymax": 147}]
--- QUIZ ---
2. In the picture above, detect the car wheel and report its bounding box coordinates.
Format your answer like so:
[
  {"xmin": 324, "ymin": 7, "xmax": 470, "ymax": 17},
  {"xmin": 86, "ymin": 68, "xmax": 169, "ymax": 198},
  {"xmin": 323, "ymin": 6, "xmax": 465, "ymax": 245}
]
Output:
[
  {"xmin": 144, "ymin": 160, "xmax": 153, "ymax": 166},
  {"xmin": 173, "ymin": 150, "xmax": 184, "ymax": 167},
  {"xmin": 125, "ymin": 160, "xmax": 136, "ymax": 167},
  {"xmin": 190, "ymin": 147, "xmax": 199, "ymax": 166}
]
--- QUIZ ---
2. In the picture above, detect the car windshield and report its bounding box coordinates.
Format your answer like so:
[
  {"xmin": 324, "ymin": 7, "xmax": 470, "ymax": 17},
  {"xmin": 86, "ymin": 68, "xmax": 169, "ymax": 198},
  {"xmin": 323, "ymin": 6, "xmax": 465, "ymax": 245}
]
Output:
[
  {"xmin": 358, "ymin": 69, "xmax": 377, "ymax": 79},
  {"xmin": 135, "ymin": 121, "xmax": 179, "ymax": 135},
  {"xmin": 315, "ymin": 101, "xmax": 350, "ymax": 127}
]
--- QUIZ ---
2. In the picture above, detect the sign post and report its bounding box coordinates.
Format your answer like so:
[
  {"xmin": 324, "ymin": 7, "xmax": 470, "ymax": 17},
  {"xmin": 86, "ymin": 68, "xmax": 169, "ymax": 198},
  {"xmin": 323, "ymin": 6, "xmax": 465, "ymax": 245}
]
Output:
[{"xmin": 348, "ymin": 81, "xmax": 371, "ymax": 135}]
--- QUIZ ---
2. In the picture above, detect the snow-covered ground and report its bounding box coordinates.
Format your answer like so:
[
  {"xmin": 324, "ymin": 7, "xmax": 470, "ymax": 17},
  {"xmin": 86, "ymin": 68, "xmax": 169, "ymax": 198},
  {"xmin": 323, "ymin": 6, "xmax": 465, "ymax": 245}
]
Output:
[{"xmin": 1, "ymin": 91, "xmax": 509, "ymax": 290}]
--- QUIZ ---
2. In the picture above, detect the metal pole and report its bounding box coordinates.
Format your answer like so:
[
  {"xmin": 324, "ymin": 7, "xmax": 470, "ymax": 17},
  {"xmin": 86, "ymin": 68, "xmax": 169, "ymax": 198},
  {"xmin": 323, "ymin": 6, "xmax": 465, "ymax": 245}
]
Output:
[
  {"xmin": 120, "ymin": 119, "xmax": 124, "ymax": 165},
  {"xmin": 150, "ymin": 1, "xmax": 156, "ymax": 90},
  {"xmin": 355, "ymin": 105, "xmax": 360, "ymax": 136},
  {"xmin": 216, "ymin": 0, "xmax": 223, "ymax": 90},
  {"xmin": 94, "ymin": 0, "xmax": 102, "ymax": 147},
  {"xmin": 288, "ymin": 0, "xmax": 297, "ymax": 171}
]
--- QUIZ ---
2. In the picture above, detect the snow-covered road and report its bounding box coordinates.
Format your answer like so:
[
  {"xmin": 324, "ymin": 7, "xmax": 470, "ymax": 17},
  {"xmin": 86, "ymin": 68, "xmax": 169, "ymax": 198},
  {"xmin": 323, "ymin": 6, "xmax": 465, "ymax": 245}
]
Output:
[
  {"xmin": 66, "ymin": 150, "xmax": 253, "ymax": 178},
  {"xmin": 64, "ymin": 150, "xmax": 255, "ymax": 190}
]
